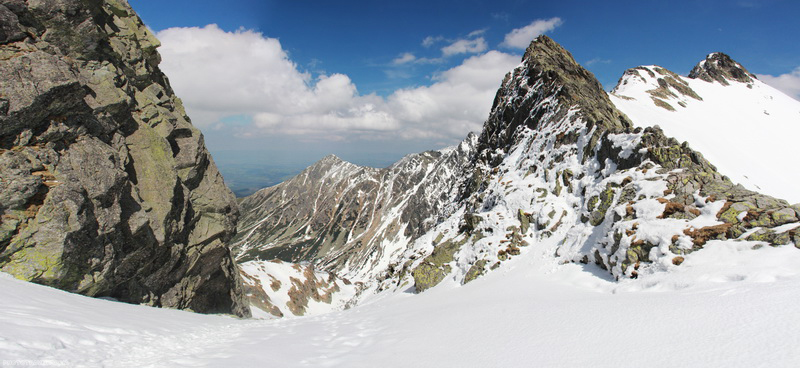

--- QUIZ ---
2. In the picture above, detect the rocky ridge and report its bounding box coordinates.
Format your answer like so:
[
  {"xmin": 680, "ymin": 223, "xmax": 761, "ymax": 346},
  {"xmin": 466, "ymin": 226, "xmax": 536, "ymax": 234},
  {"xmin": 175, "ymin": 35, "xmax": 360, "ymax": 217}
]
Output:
[
  {"xmin": 237, "ymin": 36, "xmax": 799, "ymax": 314},
  {"xmin": 0, "ymin": 0, "xmax": 248, "ymax": 316},
  {"xmin": 398, "ymin": 37, "xmax": 798, "ymax": 290},
  {"xmin": 688, "ymin": 52, "xmax": 756, "ymax": 85}
]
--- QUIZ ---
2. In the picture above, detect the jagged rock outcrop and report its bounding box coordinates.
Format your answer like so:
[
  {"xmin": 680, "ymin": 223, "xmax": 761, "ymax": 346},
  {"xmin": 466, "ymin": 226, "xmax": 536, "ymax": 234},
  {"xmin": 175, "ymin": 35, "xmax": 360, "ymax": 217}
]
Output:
[
  {"xmin": 688, "ymin": 52, "xmax": 756, "ymax": 85},
  {"xmin": 236, "ymin": 36, "xmax": 799, "ymax": 305},
  {"xmin": 0, "ymin": 0, "xmax": 248, "ymax": 316},
  {"xmin": 478, "ymin": 36, "xmax": 630, "ymax": 157}
]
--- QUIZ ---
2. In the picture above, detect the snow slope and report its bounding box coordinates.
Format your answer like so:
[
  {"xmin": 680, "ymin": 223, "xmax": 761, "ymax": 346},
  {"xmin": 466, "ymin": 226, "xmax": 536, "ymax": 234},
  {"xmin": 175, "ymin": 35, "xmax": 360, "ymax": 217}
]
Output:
[
  {"xmin": 610, "ymin": 63, "xmax": 800, "ymax": 204},
  {"xmin": 2, "ymin": 237, "xmax": 800, "ymax": 367}
]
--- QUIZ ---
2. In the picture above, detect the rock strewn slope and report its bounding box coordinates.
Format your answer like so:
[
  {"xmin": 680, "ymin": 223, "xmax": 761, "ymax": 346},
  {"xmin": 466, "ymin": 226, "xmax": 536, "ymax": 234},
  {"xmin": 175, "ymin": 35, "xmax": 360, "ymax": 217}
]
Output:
[
  {"xmin": 0, "ymin": 0, "xmax": 248, "ymax": 316},
  {"xmin": 240, "ymin": 259, "xmax": 358, "ymax": 318}
]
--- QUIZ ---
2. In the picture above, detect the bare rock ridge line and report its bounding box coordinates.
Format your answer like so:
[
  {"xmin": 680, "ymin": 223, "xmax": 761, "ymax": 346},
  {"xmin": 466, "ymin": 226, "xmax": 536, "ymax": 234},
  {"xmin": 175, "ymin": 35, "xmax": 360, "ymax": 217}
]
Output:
[
  {"xmin": 0, "ymin": 0, "xmax": 248, "ymax": 317},
  {"xmin": 688, "ymin": 52, "xmax": 756, "ymax": 85},
  {"xmin": 236, "ymin": 35, "xmax": 799, "ymax": 315}
]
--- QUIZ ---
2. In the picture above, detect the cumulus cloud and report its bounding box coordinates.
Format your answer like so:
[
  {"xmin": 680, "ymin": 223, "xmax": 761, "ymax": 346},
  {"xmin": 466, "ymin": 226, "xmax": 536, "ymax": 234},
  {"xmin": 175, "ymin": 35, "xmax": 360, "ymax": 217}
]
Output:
[
  {"xmin": 386, "ymin": 50, "xmax": 520, "ymax": 139},
  {"xmin": 422, "ymin": 35, "xmax": 444, "ymax": 48},
  {"xmin": 392, "ymin": 52, "xmax": 417, "ymax": 65},
  {"xmin": 757, "ymin": 67, "xmax": 800, "ymax": 101},
  {"xmin": 501, "ymin": 17, "xmax": 563, "ymax": 49},
  {"xmin": 156, "ymin": 25, "xmax": 520, "ymax": 142},
  {"xmin": 467, "ymin": 29, "xmax": 487, "ymax": 38},
  {"xmin": 421, "ymin": 31, "xmax": 488, "ymax": 57},
  {"xmin": 441, "ymin": 37, "xmax": 488, "ymax": 57}
]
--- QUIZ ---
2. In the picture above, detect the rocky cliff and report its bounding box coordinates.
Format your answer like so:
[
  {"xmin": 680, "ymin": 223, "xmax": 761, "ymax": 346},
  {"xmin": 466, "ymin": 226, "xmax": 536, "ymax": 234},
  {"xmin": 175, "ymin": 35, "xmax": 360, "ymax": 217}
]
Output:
[
  {"xmin": 236, "ymin": 36, "xmax": 799, "ymax": 311},
  {"xmin": 0, "ymin": 0, "xmax": 248, "ymax": 316}
]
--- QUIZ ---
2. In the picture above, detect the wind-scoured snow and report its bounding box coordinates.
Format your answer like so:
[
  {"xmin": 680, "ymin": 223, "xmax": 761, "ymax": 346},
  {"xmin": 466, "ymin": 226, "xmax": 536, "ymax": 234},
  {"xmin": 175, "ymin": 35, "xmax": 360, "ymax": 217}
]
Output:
[
  {"xmin": 610, "ymin": 65, "xmax": 800, "ymax": 204},
  {"xmin": 2, "ymin": 237, "xmax": 800, "ymax": 367}
]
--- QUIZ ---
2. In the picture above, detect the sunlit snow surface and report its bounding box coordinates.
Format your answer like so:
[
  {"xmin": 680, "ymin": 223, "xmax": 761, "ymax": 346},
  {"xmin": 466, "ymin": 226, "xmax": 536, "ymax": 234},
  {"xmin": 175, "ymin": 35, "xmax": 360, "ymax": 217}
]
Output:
[
  {"xmin": 610, "ymin": 66, "xmax": 800, "ymax": 204},
  {"xmin": 3, "ymin": 237, "xmax": 800, "ymax": 367}
]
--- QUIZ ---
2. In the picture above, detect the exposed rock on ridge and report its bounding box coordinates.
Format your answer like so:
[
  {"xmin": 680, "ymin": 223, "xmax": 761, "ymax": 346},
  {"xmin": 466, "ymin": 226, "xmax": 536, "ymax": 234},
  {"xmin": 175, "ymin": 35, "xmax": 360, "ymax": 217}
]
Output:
[
  {"xmin": 478, "ymin": 36, "xmax": 630, "ymax": 158},
  {"xmin": 235, "ymin": 36, "xmax": 799, "ymax": 308},
  {"xmin": 0, "ymin": 0, "xmax": 248, "ymax": 316},
  {"xmin": 405, "ymin": 36, "xmax": 799, "ymax": 290},
  {"xmin": 689, "ymin": 52, "xmax": 756, "ymax": 85}
]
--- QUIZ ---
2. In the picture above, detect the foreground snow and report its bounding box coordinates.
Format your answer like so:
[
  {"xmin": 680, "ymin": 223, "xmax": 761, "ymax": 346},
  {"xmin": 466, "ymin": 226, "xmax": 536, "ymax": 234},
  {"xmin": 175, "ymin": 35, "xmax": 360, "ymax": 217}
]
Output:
[{"xmin": 2, "ymin": 237, "xmax": 799, "ymax": 367}]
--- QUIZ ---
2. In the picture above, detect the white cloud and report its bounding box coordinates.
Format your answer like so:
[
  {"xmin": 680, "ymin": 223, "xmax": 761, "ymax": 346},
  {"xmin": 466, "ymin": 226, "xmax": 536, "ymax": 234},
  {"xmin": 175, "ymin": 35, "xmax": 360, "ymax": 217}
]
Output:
[
  {"xmin": 757, "ymin": 67, "xmax": 800, "ymax": 101},
  {"xmin": 586, "ymin": 58, "xmax": 612, "ymax": 66},
  {"xmin": 441, "ymin": 37, "xmax": 488, "ymax": 57},
  {"xmin": 390, "ymin": 53, "xmax": 443, "ymax": 66},
  {"xmin": 467, "ymin": 29, "xmax": 487, "ymax": 38},
  {"xmin": 392, "ymin": 52, "xmax": 417, "ymax": 65},
  {"xmin": 156, "ymin": 25, "xmax": 520, "ymax": 142},
  {"xmin": 501, "ymin": 17, "xmax": 563, "ymax": 49},
  {"xmin": 387, "ymin": 51, "xmax": 520, "ymax": 139},
  {"xmin": 491, "ymin": 12, "xmax": 510, "ymax": 22},
  {"xmin": 422, "ymin": 35, "xmax": 444, "ymax": 48}
]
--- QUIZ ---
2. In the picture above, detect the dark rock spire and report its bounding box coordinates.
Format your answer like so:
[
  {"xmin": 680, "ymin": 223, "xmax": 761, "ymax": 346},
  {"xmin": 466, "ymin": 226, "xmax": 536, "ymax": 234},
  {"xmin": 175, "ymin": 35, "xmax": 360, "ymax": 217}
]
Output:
[{"xmin": 688, "ymin": 52, "xmax": 756, "ymax": 85}]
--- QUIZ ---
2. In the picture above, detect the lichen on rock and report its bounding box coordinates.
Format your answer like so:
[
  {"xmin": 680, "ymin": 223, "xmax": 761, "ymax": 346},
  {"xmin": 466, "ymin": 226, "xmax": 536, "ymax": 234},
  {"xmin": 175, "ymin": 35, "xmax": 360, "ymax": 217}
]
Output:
[{"xmin": 0, "ymin": 0, "xmax": 248, "ymax": 317}]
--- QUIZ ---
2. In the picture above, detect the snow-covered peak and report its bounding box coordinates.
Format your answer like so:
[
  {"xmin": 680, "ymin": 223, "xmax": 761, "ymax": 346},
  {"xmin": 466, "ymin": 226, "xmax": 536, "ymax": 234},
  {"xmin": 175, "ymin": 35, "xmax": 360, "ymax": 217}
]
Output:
[
  {"xmin": 610, "ymin": 60, "xmax": 800, "ymax": 204},
  {"xmin": 611, "ymin": 65, "xmax": 703, "ymax": 104},
  {"xmin": 319, "ymin": 153, "xmax": 343, "ymax": 164}
]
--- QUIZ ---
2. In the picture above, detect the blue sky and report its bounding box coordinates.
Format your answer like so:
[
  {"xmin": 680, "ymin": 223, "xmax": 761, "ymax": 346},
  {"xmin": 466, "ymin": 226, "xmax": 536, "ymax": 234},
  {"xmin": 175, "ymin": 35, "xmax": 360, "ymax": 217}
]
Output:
[{"xmin": 128, "ymin": 0, "xmax": 800, "ymax": 195}]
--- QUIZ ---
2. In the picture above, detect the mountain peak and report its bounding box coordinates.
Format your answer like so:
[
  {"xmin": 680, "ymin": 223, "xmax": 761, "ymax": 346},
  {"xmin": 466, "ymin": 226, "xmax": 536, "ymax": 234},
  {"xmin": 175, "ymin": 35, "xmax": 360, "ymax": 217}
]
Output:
[
  {"xmin": 320, "ymin": 154, "xmax": 343, "ymax": 163},
  {"xmin": 303, "ymin": 154, "xmax": 355, "ymax": 173},
  {"xmin": 688, "ymin": 52, "xmax": 756, "ymax": 85},
  {"xmin": 479, "ymin": 36, "xmax": 631, "ymax": 155},
  {"xmin": 518, "ymin": 36, "xmax": 632, "ymax": 131}
]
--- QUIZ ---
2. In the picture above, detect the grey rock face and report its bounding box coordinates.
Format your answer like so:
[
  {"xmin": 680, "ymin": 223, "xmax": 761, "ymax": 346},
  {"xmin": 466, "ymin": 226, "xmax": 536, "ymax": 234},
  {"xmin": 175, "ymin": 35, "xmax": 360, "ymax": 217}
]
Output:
[
  {"xmin": 0, "ymin": 0, "xmax": 248, "ymax": 317},
  {"xmin": 479, "ymin": 36, "xmax": 631, "ymax": 156},
  {"xmin": 688, "ymin": 52, "xmax": 756, "ymax": 85}
]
